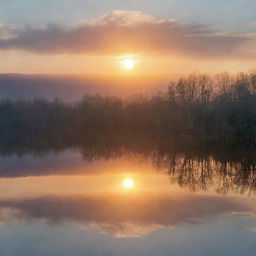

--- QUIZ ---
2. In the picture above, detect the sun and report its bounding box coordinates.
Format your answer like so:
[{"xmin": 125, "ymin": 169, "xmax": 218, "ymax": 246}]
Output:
[
  {"xmin": 122, "ymin": 59, "xmax": 135, "ymax": 70},
  {"xmin": 122, "ymin": 178, "xmax": 134, "ymax": 189}
]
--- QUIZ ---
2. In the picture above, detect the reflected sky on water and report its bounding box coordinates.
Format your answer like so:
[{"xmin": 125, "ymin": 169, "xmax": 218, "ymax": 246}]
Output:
[{"xmin": 0, "ymin": 150, "xmax": 255, "ymax": 256}]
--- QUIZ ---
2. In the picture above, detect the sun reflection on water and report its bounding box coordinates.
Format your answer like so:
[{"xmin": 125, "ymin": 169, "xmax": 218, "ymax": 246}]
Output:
[{"xmin": 122, "ymin": 178, "xmax": 134, "ymax": 189}]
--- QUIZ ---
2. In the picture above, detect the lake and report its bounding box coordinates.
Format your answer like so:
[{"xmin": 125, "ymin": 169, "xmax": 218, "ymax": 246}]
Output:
[{"xmin": 0, "ymin": 148, "xmax": 255, "ymax": 256}]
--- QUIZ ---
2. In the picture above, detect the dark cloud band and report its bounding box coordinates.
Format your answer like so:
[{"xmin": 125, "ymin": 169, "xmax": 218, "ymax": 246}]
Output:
[{"xmin": 0, "ymin": 11, "xmax": 253, "ymax": 59}]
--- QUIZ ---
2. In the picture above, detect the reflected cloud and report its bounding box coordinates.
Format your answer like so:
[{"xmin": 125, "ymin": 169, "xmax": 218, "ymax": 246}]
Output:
[
  {"xmin": 0, "ymin": 193, "xmax": 252, "ymax": 237},
  {"xmin": 247, "ymin": 226, "xmax": 256, "ymax": 232},
  {"xmin": 84, "ymin": 223, "xmax": 168, "ymax": 238}
]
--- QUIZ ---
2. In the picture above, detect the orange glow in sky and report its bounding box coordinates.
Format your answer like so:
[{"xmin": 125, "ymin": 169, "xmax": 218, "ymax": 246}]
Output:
[
  {"xmin": 122, "ymin": 59, "xmax": 135, "ymax": 70},
  {"xmin": 0, "ymin": 50, "xmax": 253, "ymax": 75}
]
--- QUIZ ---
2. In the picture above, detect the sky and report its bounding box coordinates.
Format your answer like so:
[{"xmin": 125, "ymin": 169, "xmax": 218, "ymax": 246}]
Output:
[{"xmin": 0, "ymin": 0, "xmax": 256, "ymax": 74}]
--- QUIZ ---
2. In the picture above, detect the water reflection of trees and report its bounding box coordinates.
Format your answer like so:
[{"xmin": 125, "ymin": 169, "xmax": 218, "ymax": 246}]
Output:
[
  {"xmin": 167, "ymin": 156, "xmax": 256, "ymax": 195},
  {"xmin": 0, "ymin": 131, "xmax": 255, "ymax": 194}
]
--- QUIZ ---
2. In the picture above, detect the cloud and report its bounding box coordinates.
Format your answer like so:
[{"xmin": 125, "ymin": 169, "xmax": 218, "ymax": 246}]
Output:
[
  {"xmin": 0, "ymin": 10, "xmax": 254, "ymax": 59},
  {"xmin": 247, "ymin": 226, "xmax": 256, "ymax": 232},
  {"xmin": 0, "ymin": 193, "xmax": 252, "ymax": 237},
  {"xmin": 248, "ymin": 21, "xmax": 256, "ymax": 26},
  {"xmin": 0, "ymin": 24, "xmax": 16, "ymax": 40},
  {"xmin": 88, "ymin": 10, "xmax": 175, "ymax": 26}
]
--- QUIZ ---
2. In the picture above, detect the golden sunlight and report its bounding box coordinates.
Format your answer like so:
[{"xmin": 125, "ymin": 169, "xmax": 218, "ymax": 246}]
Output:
[
  {"xmin": 122, "ymin": 59, "xmax": 135, "ymax": 70},
  {"xmin": 122, "ymin": 178, "xmax": 134, "ymax": 189}
]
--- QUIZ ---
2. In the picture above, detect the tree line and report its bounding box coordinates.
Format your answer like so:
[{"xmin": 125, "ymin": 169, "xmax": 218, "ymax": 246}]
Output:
[{"xmin": 1, "ymin": 72, "xmax": 256, "ymax": 142}]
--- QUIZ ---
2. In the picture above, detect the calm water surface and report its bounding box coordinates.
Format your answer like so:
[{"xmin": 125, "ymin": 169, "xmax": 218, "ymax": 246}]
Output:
[{"xmin": 0, "ymin": 150, "xmax": 255, "ymax": 256}]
